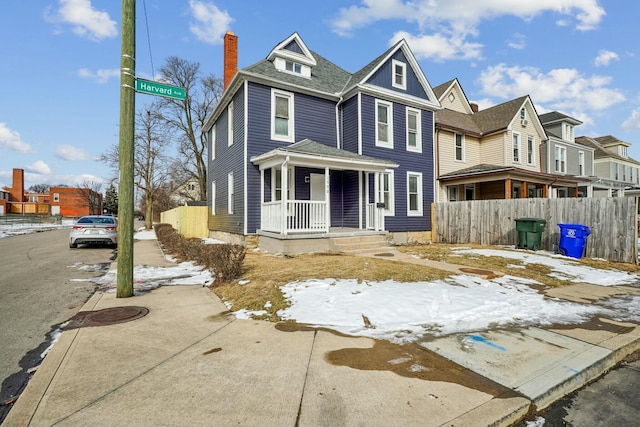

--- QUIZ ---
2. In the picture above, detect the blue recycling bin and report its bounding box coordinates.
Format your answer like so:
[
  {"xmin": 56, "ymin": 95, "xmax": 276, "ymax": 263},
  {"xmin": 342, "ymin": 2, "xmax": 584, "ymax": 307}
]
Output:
[{"xmin": 558, "ymin": 223, "xmax": 591, "ymax": 259}]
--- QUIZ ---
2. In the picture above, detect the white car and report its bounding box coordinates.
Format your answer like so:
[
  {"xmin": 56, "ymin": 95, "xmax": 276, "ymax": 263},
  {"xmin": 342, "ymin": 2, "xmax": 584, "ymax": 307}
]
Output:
[{"xmin": 69, "ymin": 215, "xmax": 118, "ymax": 249}]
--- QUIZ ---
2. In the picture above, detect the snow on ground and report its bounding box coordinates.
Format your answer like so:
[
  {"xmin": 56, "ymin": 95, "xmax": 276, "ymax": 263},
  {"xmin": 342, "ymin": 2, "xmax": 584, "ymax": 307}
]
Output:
[{"xmin": 3, "ymin": 221, "xmax": 640, "ymax": 341}]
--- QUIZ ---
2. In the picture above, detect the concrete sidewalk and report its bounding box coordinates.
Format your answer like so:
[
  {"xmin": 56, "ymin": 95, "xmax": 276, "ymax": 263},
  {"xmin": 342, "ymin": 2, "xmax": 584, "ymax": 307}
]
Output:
[{"xmin": 3, "ymin": 240, "xmax": 640, "ymax": 426}]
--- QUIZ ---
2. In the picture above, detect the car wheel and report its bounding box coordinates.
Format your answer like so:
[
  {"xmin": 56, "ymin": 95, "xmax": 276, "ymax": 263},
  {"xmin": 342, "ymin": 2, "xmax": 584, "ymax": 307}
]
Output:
[{"xmin": 69, "ymin": 242, "xmax": 77, "ymax": 249}]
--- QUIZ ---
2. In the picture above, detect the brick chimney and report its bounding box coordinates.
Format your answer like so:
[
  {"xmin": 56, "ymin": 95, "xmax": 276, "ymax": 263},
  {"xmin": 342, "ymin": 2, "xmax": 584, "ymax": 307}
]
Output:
[
  {"xmin": 223, "ymin": 31, "xmax": 238, "ymax": 90},
  {"xmin": 470, "ymin": 103, "xmax": 479, "ymax": 113},
  {"xmin": 10, "ymin": 168, "xmax": 25, "ymax": 202}
]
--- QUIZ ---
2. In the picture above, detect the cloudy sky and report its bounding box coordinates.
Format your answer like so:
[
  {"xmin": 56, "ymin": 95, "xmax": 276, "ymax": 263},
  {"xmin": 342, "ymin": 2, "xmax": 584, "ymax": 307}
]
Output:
[{"xmin": 1, "ymin": 0, "xmax": 638, "ymax": 190}]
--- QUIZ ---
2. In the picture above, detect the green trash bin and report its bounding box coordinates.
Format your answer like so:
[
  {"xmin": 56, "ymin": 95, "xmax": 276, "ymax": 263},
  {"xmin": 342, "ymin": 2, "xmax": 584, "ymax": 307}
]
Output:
[{"xmin": 515, "ymin": 218, "xmax": 546, "ymax": 250}]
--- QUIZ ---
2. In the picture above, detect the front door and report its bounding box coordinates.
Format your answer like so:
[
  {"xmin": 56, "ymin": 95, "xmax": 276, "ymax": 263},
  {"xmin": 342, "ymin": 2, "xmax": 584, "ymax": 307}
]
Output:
[{"xmin": 310, "ymin": 173, "xmax": 325, "ymax": 228}]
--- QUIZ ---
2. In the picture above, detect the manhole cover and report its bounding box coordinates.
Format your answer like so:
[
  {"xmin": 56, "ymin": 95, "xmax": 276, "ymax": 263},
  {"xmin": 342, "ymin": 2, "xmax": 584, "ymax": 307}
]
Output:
[
  {"xmin": 63, "ymin": 306, "xmax": 149, "ymax": 330},
  {"xmin": 459, "ymin": 267, "xmax": 495, "ymax": 276}
]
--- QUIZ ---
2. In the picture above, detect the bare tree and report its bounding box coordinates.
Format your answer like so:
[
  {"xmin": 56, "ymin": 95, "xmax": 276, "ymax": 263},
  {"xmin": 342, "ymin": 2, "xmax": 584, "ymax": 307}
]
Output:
[
  {"xmin": 76, "ymin": 180, "xmax": 103, "ymax": 215},
  {"xmin": 100, "ymin": 102, "xmax": 174, "ymax": 229},
  {"xmin": 28, "ymin": 184, "xmax": 50, "ymax": 193},
  {"xmin": 156, "ymin": 56, "xmax": 223, "ymax": 201}
]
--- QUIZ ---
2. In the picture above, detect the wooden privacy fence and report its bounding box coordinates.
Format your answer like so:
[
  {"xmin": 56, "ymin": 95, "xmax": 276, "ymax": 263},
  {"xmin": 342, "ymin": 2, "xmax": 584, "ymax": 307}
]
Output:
[
  {"xmin": 433, "ymin": 197, "xmax": 638, "ymax": 263},
  {"xmin": 160, "ymin": 205, "xmax": 209, "ymax": 238}
]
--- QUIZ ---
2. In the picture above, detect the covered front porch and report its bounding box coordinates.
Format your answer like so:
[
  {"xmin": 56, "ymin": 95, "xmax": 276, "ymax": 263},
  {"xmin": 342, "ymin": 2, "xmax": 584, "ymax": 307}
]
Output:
[{"xmin": 250, "ymin": 139, "xmax": 398, "ymax": 237}]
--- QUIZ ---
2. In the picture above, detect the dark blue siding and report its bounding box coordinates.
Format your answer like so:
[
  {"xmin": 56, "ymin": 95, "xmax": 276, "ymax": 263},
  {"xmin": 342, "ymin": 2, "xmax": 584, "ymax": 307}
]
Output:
[
  {"xmin": 366, "ymin": 51, "xmax": 429, "ymax": 100},
  {"xmin": 208, "ymin": 86, "xmax": 246, "ymax": 235},
  {"xmin": 245, "ymin": 82, "xmax": 339, "ymax": 233},
  {"xmin": 341, "ymin": 97, "xmax": 359, "ymax": 153},
  {"xmin": 360, "ymin": 94, "xmax": 434, "ymax": 232}
]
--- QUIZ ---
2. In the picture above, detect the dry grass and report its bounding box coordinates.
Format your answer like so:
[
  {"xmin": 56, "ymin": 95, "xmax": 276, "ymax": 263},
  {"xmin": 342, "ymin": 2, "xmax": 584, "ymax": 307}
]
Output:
[
  {"xmin": 212, "ymin": 251, "xmax": 450, "ymax": 321},
  {"xmin": 212, "ymin": 243, "xmax": 640, "ymax": 321},
  {"xmin": 396, "ymin": 243, "xmax": 640, "ymax": 288}
]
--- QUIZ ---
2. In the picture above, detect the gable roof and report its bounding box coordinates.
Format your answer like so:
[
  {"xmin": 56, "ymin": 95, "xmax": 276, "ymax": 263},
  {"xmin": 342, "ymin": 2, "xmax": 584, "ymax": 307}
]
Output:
[
  {"xmin": 539, "ymin": 111, "xmax": 582, "ymax": 126},
  {"xmin": 436, "ymin": 95, "xmax": 542, "ymax": 137},
  {"xmin": 266, "ymin": 32, "xmax": 317, "ymax": 67},
  {"xmin": 576, "ymin": 136, "xmax": 640, "ymax": 164}
]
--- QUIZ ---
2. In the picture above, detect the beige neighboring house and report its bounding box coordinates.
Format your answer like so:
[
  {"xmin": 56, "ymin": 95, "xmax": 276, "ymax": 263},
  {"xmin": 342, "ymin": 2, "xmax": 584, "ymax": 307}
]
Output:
[
  {"xmin": 575, "ymin": 135, "xmax": 640, "ymax": 197},
  {"xmin": 433, "ymin": 79, "xmax": 586, "ymax": 202},
  {"xmin": 169, "ymin": 178, "xmax": 201, "ymax": 205}
]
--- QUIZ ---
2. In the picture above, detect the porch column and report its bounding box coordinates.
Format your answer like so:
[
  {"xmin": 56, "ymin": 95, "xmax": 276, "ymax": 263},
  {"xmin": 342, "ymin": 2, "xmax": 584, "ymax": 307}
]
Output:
[
  {"xmin": 281, "ymin": 161, "xmax": 288, "ymax": 235},
  {"xmin": 324, "ymin": 167, "xmax": 330, "ymax": 232},
  {"xmin": 522, "ymin": 182, "xmax": 528, "ymax": 199},
  {"xmin": 505, "ymin": 179, "xmax": 512, "ymax": 199},
  {"xmin": 543, "ymin": 184, "xmax": 548, "ymax": 198}
]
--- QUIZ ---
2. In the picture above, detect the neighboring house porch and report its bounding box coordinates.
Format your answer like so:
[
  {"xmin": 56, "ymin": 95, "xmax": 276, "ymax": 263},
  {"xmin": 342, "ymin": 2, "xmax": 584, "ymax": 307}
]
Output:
[
  {"xmin": 439, "ymin": 164, "xmax": 588, "ymax": 200},
  {"xmin": 250, "ymin": 139, "xmax": 398, "ymax": 242}
]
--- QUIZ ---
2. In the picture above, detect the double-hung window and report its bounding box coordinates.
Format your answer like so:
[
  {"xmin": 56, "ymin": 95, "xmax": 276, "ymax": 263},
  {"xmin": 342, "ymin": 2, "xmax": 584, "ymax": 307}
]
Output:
[
  {"xmin": 455, "ymin": 133, "xmax": 464, "ymax": 161},
  {"xmin": 392, "ymin": 59, "xmax": 406, "ymax": 90},
  {"xmin": 578, "ymin": 151, "xmax": 585, "ymax": 176},
  {"xmin": 227, "ymin": 173, "xmax": 234, "ymax": 214},
  {"xmin": 407, "ymin": 172, "xmax": 422, "ymax": 216},
  {"xmin": 527, "ymin": 136, "xmax": 534, "ymax": 165},
  {"xmin": 406, "ymin": 107, "xmax": 421, "ymax": 152},
  {"xmin": 210, "ymin": 125, "xmax": 216, "ymax": 160},
  {"xmin": 211, "ymin": 181, "xmax": 216, "ymax": 215},
  {"xmin": 272, "ymin": 89, "xmax": 294, "ymax": 142},
  {"xmin": 227, "ymin": 102, "xmax": 234, "ymax": 146},
  {"xmin": 555, "ymin": 146, "xmax": 567, "ymax": 173},
  {"xmin": 512, "ymin": 133, "xmax": 521, "ymax": 163},
  {"xmin": 375, "ymin": 100, "xmax": 393, "ymax": 148}
]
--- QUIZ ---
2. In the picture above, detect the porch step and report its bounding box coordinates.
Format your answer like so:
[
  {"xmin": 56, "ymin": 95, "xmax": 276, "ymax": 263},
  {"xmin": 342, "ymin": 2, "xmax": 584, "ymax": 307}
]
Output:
[{"xmin": 329, "ymin": 235, "xmax": 392, "ymax": 254}]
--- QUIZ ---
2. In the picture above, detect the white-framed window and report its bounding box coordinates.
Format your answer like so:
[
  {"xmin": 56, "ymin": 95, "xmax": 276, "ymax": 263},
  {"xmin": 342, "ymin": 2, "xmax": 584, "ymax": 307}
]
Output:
[
  {"xmin": 53, "ymin": 192, "xmax": 59, "ymax": 202},
  {"xmin": 448, "ymin": 186, "xmax": 458, "ymax": 202},
  {"xmin": 285, "ymin": 60, "xmax": 302, "ymax": 74},
  {"xmin": 563, "ymin": 123, "xmax": 574, "ymax": 141},
  {"xmin": 272, "ymin": 167, "xmax": 294, "ymax": 201},
  {"xmin": 392, "ymin": 59, "xmax": 406, "ymax": 90},
  {"xmin": 512, "ymin": 133, "xmax": 521, "ymax": 163},
  {"xmin": 520, "ymin": 108, "xmax": 526, "ymax": 120},
  {"xmin": 227, "ymin": 172, "xmax": 234, "ymax": 214},
  {"xmin": 271, "ymin": 89, "xmax": 294, "ymax": 142},
  {"xmin": 527, "ymin": 136, "xmax": 535, "ymax": 165},
  {"xmin": 555, "ymin": 146, "xmax": 567, "ymax": 173},
  {"xmin": 465, "ymin": 184, "xmax": 475, "ymax": 201},
  {"xmin": 375, "ymin": 99, "xmax": 393, "ymax": 148},
  {"xmin": 621, "ymin": 146, "xmax": 628, "ymax": 157},
  {"xmin": 210, "ymin": 125, "xmax": 216, "ymax": 160},
  {"xmin": 623, "ymin": 164, "xmax": 627, "ymax": 181},
  {"xmin": 615, "ymin": 163, "xmax": 619, "ymax": 180},
  {"xmin": 455, "ymin": 133, "xmax": 464, "ymax": 161},
  {"xmin": 227, "ymin": 101, "xmax": 234, "ymax": 146},
  {"xmin": 406, "ymin": 107, "xmax": 421, "ymax": 152},
  {"xmin": 578, "ymin": 151, "xmax": 585, "ymax": 176},
  {"xmin": 211, "ymin": 181, "xmax": 216, "ymax": 215},
  {"xmin": 407, "ymin": 172, "xmax": 422, "ymax": 216},
  {"xmin": 378, "ymin": 170, "xmax": 395, "ymax": 215}
]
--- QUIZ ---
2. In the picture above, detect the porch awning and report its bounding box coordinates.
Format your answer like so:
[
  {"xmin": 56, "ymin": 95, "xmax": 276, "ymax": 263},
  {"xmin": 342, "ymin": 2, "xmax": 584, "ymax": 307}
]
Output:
[
  {"xmin": 250, "ymin": 139, "xmax": 399, "ymax": 172},
  {"xmin": 439, "ymin": 163, "xmax": 590, "ymax": 187}
]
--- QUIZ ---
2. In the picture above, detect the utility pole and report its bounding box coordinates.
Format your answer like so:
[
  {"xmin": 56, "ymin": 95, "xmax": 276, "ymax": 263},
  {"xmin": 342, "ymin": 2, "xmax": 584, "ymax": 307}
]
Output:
[{"xmin": 117, "ymin": 0, "xmax": 135, "ymax": 298}]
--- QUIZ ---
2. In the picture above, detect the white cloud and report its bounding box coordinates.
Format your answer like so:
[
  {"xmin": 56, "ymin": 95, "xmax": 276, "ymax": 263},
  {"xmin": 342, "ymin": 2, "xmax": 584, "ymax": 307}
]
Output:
[
  {"xmin": 391, "ymin": 29, "xmax": 483, "ymax": 62},
  {"xmin": 594, "ymin": 50, "xmax": 620, "ymax": 67},
  {"xmin": 188, "ymin": 0, "xmax": 234, "ymax": 45},
  {"xmin": 46, "ymin": 0, "xmax": 118, "ymax": 41},
  {"xmin": 506, "ymin": 33, "xmax": 527, "ymax": 50},
  {"xmin": 25, "ymin": 160, "xmax": 51, "ymax": 175},
  {"xmin": 0, "ymin": 123, "xmax": 34, "ymax": 153},
  {"xmin": 77, "ymin": 68, "xmax": 119, "ymax": 84},
  {"xmin": 330, "ymin": 0, "xmax": 605, "ymax": 60},
  {"xmin": 55, "ymin": 144, "xmax": 89, "ymax": 161},
  {"xmin": 622, "ymin": 109, "xmax": 640, "ymax": 131},
  {"xmin": 477, "ymin": 63, "xmax": 625, "ymax": 114}
]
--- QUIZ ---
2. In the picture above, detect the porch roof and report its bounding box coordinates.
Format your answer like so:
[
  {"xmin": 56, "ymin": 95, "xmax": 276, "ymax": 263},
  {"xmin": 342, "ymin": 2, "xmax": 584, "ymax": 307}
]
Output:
[
  {"xmin": 250, "ymin": 139, "xmax": 399, "ymax": 172},
  {"xmin": 439, "ymin": 163, "xmax": 590, "ymax": 187}
]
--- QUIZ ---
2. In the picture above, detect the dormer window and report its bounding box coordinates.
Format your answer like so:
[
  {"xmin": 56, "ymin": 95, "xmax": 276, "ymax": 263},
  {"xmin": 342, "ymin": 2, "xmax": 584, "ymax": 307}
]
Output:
[
  {"xmin": 392, "ymin": 59, "xmax": 406, "ymax": 90},
  {"xmin": 563, "ymin": 123, "xmax": 574, "ymax": 141},
  {"xmin": 621, "ymin": 146, "xmax": 628, "ymax": 157},
  {"xmin": 285, "ymin": 60, "xmax": 302, "ymax": 74}
]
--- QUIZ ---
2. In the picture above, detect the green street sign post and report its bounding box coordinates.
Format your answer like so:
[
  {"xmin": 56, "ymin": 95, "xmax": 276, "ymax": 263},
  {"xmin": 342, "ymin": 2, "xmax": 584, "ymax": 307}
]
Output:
[{"xmin": 135, "ymin": 79, "xmax": 186, "ymax": 100}]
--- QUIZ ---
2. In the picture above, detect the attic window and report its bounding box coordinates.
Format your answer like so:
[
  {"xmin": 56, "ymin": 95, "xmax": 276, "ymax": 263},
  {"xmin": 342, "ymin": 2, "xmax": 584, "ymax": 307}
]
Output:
[
  {"xmin": 285, "ymin": 60, "xmax": 302, "ymax": 74},
  {"xmin": 520, "ymin": 108, "xmax": 526, "ymax": 120},
  {"xmin": 448, "ymin": 93, "xmax": 455, "ymax": 102},
  {"xmin": 392, "ymin": 59, "xmax": 406, "ymax": 90}
]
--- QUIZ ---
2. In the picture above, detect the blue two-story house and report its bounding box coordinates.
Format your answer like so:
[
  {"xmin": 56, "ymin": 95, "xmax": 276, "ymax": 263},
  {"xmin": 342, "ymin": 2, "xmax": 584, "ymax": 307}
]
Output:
[{"xmin": 203, "ymin": 32, "xmax": 440, "ymax": 253}]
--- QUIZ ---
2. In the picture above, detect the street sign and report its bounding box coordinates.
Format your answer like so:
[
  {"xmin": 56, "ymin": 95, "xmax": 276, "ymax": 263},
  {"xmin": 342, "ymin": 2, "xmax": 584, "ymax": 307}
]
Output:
[{"xmin": 135, "ymin": 79, "xmax": 186, "ymax": 100}]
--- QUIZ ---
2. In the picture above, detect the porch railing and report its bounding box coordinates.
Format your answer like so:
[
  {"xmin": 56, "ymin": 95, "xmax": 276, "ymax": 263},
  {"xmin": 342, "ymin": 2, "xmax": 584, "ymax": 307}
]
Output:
[
  {"xmin": 261, "ymin": 200, "xmax": 328, "ymax": 234},
  {"xmin": 366, "ymin": 203, "xmax": 385, "ymax": 231}
]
